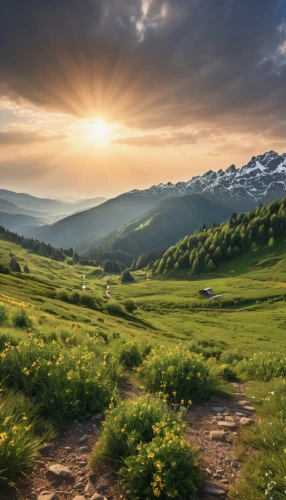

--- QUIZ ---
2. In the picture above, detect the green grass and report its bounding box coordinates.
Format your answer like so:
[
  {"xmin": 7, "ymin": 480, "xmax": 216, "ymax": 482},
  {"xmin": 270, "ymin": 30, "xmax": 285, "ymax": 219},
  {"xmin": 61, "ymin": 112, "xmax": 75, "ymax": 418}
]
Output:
[{"xmin": 1, "ymin": 234, "xmax": 286, "ymax": 494}]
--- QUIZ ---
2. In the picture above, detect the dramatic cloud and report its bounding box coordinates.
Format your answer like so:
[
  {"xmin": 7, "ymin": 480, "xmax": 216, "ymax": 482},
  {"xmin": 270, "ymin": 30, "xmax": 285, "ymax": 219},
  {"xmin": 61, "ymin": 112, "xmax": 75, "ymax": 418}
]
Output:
[
  {"xmin": 0, "ymin": 0, "xmax": 285, "ymax": 136},
  {"xmin": 0, "ymin": 129, "xmax": 65, "ymax": 145}
]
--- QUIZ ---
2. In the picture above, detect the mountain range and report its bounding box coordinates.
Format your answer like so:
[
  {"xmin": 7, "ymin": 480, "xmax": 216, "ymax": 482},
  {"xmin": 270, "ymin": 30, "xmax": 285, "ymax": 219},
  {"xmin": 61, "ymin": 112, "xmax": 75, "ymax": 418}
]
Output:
[
  {"xmin": 23, "ymin": 151, "xmax": 286, "ymax": 253},
  {"xmin": 0, "ymin": 189, "xmax": 107, "ymax": 232}
]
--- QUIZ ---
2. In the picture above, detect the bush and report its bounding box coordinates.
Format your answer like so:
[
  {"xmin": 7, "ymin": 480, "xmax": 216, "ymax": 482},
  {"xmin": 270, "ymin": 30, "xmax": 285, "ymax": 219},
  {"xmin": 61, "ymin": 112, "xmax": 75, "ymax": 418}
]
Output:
[
  {"xmin": 236, "ymin": 352, "xmax": 286, "ymax": 381},
  {"xmin": 0, "ymin": 336, "xmax": 123, "ymax": 421},
  {"xmin": 56, "ymin": 289, "xmax": 70, "ymax": 303},
  {"xmin": 0, "ymin": 390, "xmax": 55, "ymax": 485},
  {"xmin": 90, "ymin": 395, "xmax": 180, "ymax": 467},
  {"xmin": 141, "ymin": 346, "xmax": 217, "ymax": 404},
  {"xmin": 12, "ymin": 309, "xmax": 32, "ymax": 329},
  {"xmin": 121, "ymin": 269, "xmax": 135, "ymax": 284},
  {"xmin": 0, "ymin": 305, "xmax": 8, "ymax": 326},
  {"xmin": 8, "ymin": 258, "xmax": 21, "ymax": 273},
  {"xmin": 190, "ymin": 340, "xmax": 222, "ymax": 359},
  {"xmin": 124, "ymin": 299, "xmax": 137, "ymax": 314},
  {"xmin": 0, "ymin": 263, "xmax": 10, "ymax": 275},
  {"xmin": 80, "ymin": 292, "xmax": 102, "ymax": 310},
  {"xmin": 106, "ymin": 301, "xmax": 125, "ymax": 317},
  {"xmin": 119, "ymin": 342, "xmax": 143, "ymax": 370},
  {"xmin": 119, "ymin": 434, "xmax": 201, "ymax": 499},
  {"xmin": 218, "ymin": 364, "xmax": 237, "ymax": 381},
  {"xmin": 220, "ymin": 348, "xmax": 245, "ymax": 365}
]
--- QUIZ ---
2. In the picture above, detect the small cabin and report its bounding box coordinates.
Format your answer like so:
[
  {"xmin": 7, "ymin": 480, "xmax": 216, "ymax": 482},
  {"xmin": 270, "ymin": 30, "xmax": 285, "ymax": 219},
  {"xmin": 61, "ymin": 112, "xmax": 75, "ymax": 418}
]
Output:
[{"xmin": 199, "ymin": 287, "xmax": 214, "ymax": 298}]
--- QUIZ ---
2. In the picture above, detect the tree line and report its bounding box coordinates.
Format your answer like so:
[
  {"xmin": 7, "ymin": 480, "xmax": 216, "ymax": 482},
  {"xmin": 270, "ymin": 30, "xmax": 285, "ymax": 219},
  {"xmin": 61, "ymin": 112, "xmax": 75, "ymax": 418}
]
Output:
[{"xmin": 154, "ymin": 197, "xmax": 286, "ymax": 275}]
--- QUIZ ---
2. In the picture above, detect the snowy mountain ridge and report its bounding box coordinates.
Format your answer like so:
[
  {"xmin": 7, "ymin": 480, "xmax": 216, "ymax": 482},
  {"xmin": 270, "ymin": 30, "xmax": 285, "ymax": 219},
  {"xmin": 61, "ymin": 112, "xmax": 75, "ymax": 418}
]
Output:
[{"xmin": 127, "ymin": 151, "xmax": 286, "ymax": 203}]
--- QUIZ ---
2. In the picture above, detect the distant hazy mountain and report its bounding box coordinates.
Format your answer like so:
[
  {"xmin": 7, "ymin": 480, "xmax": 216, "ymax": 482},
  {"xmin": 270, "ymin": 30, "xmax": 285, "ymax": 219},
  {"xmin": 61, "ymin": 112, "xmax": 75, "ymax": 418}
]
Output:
[
  {"xmin": 0, "ymin": 189, "xmax": 107, "ymax": 215},
  {"xmin": 0, "ymin": 212, "xmax": 45, "ymax": 233},
  {"xmin": 24, "ymin": 151, "xmax": 286, "ymax": 250},
  {"xmin": 86, "ymin": 193, "xmax": 236, "ymax": 261}
]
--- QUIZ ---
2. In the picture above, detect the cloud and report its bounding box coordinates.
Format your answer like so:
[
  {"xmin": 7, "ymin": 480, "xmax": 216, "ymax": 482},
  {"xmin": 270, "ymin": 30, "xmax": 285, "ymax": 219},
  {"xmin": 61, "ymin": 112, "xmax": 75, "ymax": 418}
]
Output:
[
  {"xmin": 112, "ymin": 128, "xmax": 209, "ymax": 146},
  {"xmin": 0, "ymin": 0, "xmax": 285, "ymax": 139},
  {"xmin": 0, "ymin": 129, "xmax": 65, "ymax": 145}
]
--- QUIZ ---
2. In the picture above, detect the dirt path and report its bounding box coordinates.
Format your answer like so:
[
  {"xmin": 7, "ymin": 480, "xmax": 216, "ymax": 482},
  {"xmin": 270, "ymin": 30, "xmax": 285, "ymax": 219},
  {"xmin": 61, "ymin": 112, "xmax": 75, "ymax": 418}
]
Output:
[
  {"xmin": 186, "ymin": 382, "xmax": 257, "ymax": 499},
  {"xmin": 0, "ymin": 383, "xmax": 256, "ymax": 500}
]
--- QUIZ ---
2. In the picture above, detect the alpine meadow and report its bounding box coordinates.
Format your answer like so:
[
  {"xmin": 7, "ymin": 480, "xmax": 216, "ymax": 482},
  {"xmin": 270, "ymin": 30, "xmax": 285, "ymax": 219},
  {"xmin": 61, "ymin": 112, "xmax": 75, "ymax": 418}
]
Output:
[{"xmin": 1, "ymin": 2, "xmax": 286, "ymax": 500}]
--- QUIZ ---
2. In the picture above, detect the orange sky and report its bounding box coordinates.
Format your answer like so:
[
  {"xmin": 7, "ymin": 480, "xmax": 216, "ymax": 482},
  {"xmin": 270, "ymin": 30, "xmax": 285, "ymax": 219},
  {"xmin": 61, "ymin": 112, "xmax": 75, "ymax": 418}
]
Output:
[{"xmin": 0, "ymin": 1, "xmax": 286, "ymax": 199}]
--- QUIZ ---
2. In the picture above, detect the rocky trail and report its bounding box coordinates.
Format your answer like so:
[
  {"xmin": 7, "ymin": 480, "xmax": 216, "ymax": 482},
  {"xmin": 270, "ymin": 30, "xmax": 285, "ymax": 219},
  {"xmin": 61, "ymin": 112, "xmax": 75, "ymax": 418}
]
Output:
[{"xmin": 0, "ymin": 383, "xmax": 257, "ymax": 500}]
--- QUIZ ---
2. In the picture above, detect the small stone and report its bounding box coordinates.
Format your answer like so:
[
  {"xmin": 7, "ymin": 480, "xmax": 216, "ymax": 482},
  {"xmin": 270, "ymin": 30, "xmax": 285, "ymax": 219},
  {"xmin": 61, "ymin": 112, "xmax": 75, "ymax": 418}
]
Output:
[
  {"xmin": 74, "ymin": 482, "xmax": 84, "ymax": 490},
  {"xmin": 216, "ymin": 469, "xmax": 225, "ymax": 474},
  {"xmin": 201, "ymin": 486, "xmax": 226, "ymax": 496},
  {"xmin": 39, "ymin": 443, "xmax": 56, "ymax": 456},
  {"xmin": 221, "ymin": 479, "xmax": 229, "ymax": 484},
  {"xmin": 225, "ymin": 416, "xmax": 234, "ymax": 422},
  {"xmin": 48, "ymin": 464, "xmax": 74, "ymax": 478},
  {"xmin": 79, "ymin": 446, "xmax": 89, "ymax": 452},
  {"xmin": 93, "ymin": 413, "xmax": 103, "ymax": 420},
  {"xmin": 77, "ymin": 434, "xmax": 88, "ymax": 444},
  {"xmin": 210, "ymin": 431, "xmax": 225, "ymax": 441},
  {"xmin": 206, "ymin": 468, "xmax": 212, "ymax": 475},
  {"xmin": 217, "ymin": 421, "xmax": 237, "ymax": 429},
  {"xmin": 238, "ymin": 400, "xmax": 248, "ymax": 406},
  {"xmin": 65, "ymin": 447, "xmax": 72, "ymax": 452},
  {"xmin": 235, "ymin": 412, "xmax": 246, "ymax": 417},
  {"xmin": 240, "ymin": 417, "xmax": 253, "ymax": 426},
  {"xmin": 91, "ymin": 494, "xmax": 106, "ymax": 500},
  {"xmin": 243, "ymin": 406, "xmax": 255, "ymax": 411},
  {"xmin": 211, "ymin": 407, "xmax": 224, "ymax": 412},
  {"xmin": 38, "ymin": 493, "xmax": 57, "ymax": 500},
  {"xmin": 213, "ymin": 473, "xmax": 222, "ymax": 478}
]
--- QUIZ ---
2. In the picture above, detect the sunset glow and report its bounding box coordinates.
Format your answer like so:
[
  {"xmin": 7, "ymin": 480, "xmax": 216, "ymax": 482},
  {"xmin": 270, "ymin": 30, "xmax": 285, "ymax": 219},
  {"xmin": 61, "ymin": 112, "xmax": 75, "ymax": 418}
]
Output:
[{"xmin": 86, "ymin": 119, "xmax": 110, "ymax": 145}]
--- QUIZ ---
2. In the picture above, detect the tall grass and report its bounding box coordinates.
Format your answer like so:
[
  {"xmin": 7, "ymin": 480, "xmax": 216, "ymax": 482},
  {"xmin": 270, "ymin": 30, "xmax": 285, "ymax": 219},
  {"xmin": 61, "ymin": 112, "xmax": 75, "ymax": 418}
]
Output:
[
  {"xmin": 231, "ymin": 379, "xmax": 286, "ymax": 499},
  {"xmin": 0, "ymin": 389, "xmax": 55, "ymax": 485},
  {"xmin": 237, "ymin": 352, "xmax": 286, "ymax": 381},
  {"xmin": 0, "ymin": 335, "xmax": 123, "ymax": 421},
  {"xmin": 140, "ymin": 346, "xmax": 217, "ymax": 404}
]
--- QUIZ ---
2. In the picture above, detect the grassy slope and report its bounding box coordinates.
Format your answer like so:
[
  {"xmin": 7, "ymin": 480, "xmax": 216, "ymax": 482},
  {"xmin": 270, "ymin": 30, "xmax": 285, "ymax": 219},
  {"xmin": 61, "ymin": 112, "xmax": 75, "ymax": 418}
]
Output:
[{"xmin": 1, "ymin": 235, "xmax": 286, "ymax": 355}]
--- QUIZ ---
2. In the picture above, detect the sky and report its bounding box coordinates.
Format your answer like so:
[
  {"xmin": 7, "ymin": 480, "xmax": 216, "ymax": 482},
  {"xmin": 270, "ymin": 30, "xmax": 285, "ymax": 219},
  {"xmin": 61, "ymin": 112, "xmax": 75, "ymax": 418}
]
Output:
[{"xmin": 0, "ymin": 0, "xmax": 286, "ymax": 199}]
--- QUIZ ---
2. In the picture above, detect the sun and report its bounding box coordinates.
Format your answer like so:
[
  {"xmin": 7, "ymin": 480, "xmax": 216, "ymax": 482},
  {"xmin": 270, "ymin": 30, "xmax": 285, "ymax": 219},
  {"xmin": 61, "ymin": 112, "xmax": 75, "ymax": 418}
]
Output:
[{"xmin": 87, "ymin": 119, "xmax": 110, "ymax": 144}]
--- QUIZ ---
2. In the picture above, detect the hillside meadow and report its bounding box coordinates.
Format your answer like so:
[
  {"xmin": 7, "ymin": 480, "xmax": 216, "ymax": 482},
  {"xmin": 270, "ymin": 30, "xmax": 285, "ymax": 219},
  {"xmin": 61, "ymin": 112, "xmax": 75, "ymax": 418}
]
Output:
[{"xmin": 0, "ymin": 235, "xmax": 286, "ymax": 498}]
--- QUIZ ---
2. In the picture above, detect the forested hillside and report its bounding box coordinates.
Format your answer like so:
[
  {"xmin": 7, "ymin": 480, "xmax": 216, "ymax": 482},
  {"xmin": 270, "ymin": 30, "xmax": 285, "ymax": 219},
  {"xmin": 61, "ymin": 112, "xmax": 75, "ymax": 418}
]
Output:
[
  {"xmin": 155, "ymin": 197, "xmax": 286, "ymax": 275},
  {"xmin": 86, "ymin": 193, "xmax": 234, "ymax": 264}
]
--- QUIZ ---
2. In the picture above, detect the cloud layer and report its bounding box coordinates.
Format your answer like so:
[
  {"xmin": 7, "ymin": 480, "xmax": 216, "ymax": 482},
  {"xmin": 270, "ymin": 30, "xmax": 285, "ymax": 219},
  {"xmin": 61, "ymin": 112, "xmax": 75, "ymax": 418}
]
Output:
[{"xmin": 0, "ymin": 0, "xmax": 285, "ymax": 136}]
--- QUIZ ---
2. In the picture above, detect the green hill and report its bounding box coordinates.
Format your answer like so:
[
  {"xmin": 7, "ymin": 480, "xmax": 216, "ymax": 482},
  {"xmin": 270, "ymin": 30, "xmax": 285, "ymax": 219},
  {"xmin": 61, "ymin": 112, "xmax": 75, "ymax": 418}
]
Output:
[
  {"xmin": 86, "ymin": 193, "xmax": 235, "ymax": 265},
  {"xmin": 154, "ymin": 196, "xmax": 286, "ymax": 276}
]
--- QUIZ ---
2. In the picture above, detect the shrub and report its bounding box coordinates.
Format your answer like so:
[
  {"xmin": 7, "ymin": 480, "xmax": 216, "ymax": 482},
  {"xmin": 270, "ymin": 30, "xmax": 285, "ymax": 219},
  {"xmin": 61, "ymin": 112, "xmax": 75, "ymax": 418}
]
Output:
[
  {"xmin": 218, "ymin": 364, "xmax": 237, "ymax": 381},
  {"xmin": 70, "ymin": 291, "xmax": 80, "ymax": 304},
  {"xmin": 220, "ymin": 348, "xmax": 245, "ymax": 365},
  {"xmin": 90, "ymin": 395, "xmax": 180, "ymax": 467},
  {"xmin": 8, "ymin": 258, "xmax": 21, "ymax": 273},
  {"xmin": 190, "ymin": 340, "xmax": 222, "ymax": 359},
  {"xmin": 0, "ymin": 305, "xmax": 8, "ymax": 326},
  {"xmin": 119, "ymin": 342, "xmax": 143, "ymax": 370},
  {"xmin": 236, "ymin": 352, "xmax": 286, "ymax": 381},
  {"xmin": 56, "ymin": 289, "xmax": 70, "ymax": 303},
  {"xmin": 0, "ymin": 336, "xmax": 123, "ymax": 421},
  {"xmin": 0, "ymin": 263, "xmax": 10, "ymax": 275},
  {"xmin": 80, "ymin": 292, "xmax": 102, "ymax": 310},
  {"xmin": 141, "ymin": 346, "xmax": 216, "ymax": 403},
  {"xmin": 12, "ymin": 309, "xmax": 32, "ymax": 329},
  {"xmin": 0, "ymin": 390, "xmax": 55, "ymax": 485},
  {"xmin": 106, "ymin": 301, "xmax": 125, "ymax": 317},
  {"xmin": 121, "ymin": 269, "xmax": 135, "ymax": 284},
  {"xmin": 124, "ymin": 299, "xmax": 137, "ymax": 314},
  {"xmin": 119, "ymin": 434, "xmax": 201, "ymax": 499}
]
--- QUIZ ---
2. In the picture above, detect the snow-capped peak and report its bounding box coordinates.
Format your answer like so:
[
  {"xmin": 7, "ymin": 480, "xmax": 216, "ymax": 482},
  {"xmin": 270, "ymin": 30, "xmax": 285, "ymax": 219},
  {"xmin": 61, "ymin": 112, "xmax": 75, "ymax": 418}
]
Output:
[{"xmin": 127, "ymin": 151, "xmax": 286, "ymax": 203}]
